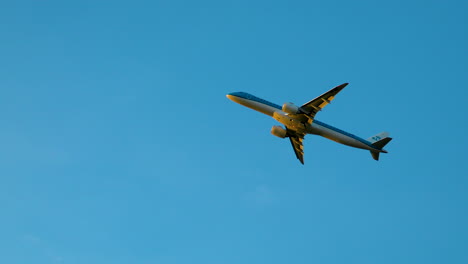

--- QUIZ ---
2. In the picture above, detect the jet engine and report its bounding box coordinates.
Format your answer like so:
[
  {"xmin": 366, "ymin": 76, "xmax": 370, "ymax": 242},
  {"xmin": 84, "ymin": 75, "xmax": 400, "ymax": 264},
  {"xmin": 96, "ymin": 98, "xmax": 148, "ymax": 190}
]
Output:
[
  {"xmin": 282, "ymin": 102, "xmax": 299, "ymax": 114},
  {"xmin": 271, "ymin": 125, "xmax": 287, "ymax": 138}
]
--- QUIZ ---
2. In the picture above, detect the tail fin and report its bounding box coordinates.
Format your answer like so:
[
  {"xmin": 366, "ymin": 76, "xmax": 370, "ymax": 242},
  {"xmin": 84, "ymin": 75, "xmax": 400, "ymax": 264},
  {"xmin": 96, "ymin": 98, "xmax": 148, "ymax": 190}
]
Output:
[{"xmin": 367, "ymin": 132, "xmax": 392, "ymax": 161}]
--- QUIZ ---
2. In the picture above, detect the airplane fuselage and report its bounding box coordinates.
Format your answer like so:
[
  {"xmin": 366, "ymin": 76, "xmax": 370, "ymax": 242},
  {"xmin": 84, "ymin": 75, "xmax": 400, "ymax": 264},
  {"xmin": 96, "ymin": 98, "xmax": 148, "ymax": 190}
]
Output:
[{"xmin": 227, "ymin": 92, "xmax": 382, "ymax": 152}]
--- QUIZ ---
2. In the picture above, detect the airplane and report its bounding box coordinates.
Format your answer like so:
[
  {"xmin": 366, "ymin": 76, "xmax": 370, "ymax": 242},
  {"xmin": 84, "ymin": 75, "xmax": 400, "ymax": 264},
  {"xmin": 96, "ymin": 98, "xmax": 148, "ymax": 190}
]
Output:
[{"xmin": 226, "ymin": 83, "xmax": 392, "ymax": 164}]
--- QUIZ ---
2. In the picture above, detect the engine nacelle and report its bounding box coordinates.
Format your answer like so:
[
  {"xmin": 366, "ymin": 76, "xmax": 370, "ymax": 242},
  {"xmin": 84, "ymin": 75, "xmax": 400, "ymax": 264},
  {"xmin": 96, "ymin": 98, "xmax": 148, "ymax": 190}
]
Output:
[
  {"xmin": 282, "ymin": 102, "xmax": 299, "ymax": 114},
  {"xmin": 271, "ymin": 125, "xmax": 287, "ymax": 138}
]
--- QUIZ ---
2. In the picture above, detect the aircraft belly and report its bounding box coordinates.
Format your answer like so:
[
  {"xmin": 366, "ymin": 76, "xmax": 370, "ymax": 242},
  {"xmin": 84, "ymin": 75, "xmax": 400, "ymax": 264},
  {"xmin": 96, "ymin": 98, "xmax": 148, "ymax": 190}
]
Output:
[
  {"xmin": 272, "ymin": 112, "xmax": 308, "ymax": 133},
  {"xmin": 311, "ymin": 123, "xmax": 370, "ymax": 150},
  {"xmin": 236, "ymin": 99, "xmax": 277, "ymax": 116}
]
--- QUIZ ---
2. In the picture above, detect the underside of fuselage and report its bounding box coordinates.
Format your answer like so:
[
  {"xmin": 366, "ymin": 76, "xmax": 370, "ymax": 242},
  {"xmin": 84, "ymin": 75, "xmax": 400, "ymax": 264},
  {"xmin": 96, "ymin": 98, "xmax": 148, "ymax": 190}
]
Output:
[{"xmin": 226, "ymin": 93, "xmax": 381, "ymax": 151}]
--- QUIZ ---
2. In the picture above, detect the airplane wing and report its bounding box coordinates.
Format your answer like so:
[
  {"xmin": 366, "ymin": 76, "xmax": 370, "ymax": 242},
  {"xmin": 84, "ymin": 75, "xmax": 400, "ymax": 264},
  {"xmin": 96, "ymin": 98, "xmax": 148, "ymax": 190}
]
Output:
[
  {"xmin": 287, "ymin": 129, "xmax": 305, "ymax": 164},
  {"xmin": 299, "ymin": 83, "xmax": 348, "ymax": 118},
  {"xmin": 284, "ymin": 83, "xmax": 347, "ymax": 164}
]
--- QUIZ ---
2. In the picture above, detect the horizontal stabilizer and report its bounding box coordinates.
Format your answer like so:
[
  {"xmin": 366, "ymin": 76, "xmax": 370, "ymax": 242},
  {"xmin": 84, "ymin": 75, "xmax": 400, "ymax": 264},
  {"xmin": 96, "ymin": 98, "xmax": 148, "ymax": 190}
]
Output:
[
  {"xmin": 372, "ymin": 137, "xmax": 392, "ymax": 150},
  {"xmin": 368, "ymin": 132, "xmax": 392, "ymax": 161},
  {"xmin": 371, "ymin": 151, "xmax": 380, "ymax": 161}
]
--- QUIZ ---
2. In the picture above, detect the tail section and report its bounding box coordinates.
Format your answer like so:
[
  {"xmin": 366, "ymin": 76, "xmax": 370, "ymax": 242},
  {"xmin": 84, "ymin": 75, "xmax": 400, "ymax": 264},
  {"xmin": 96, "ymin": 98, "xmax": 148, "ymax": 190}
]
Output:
[{"xmin": 367, "ymin": 132, "xmax": 392, "ymax": 161}]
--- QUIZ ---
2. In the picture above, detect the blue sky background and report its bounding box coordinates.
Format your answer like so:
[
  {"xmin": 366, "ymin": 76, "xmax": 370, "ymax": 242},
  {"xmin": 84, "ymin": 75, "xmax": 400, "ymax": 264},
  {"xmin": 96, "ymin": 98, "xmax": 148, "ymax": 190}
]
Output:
[{"xmin": 0, "ymin": 0, "xmax": 467, "ymax": 263}]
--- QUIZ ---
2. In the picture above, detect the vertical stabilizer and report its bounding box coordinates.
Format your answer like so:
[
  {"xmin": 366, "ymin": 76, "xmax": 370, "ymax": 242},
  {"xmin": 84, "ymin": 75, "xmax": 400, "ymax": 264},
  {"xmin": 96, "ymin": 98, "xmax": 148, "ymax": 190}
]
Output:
[{"xmin": 367, "ymin": 132, "xmax": 390, "ymax": 144}]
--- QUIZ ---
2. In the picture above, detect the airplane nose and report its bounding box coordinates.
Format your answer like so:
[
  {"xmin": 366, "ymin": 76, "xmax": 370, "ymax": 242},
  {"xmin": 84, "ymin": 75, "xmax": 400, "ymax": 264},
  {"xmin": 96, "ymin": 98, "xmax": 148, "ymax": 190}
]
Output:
[
  {"xmin": 226, "ymin": 92, "xmax": 243, "ymax": 103},
  {"xmin": 226, "ymin": 94, "xmax": 236, "ymax": 101}
]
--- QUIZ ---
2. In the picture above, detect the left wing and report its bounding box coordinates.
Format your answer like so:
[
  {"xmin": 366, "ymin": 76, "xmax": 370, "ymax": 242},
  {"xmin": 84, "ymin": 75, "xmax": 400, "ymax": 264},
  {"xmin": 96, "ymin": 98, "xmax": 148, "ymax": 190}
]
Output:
[
  {"xmin": 299, "ymin": 83, "xmax": 348, "ymax": 118},
  {"xmin": 287, "ymin": 129, "xmax": 305, "ymax": 164}
]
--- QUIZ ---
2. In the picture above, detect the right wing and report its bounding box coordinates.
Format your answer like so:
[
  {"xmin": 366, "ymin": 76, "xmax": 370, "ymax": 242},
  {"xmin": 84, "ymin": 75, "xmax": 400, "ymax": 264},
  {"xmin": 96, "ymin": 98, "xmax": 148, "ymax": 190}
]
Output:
[
  {"xmin": 299, "ymin": 83, "xmax": 348, "ymax": 118},
  {"xmin": 287, "ymin": 129, "xmax": 305, "ymax": 164}
]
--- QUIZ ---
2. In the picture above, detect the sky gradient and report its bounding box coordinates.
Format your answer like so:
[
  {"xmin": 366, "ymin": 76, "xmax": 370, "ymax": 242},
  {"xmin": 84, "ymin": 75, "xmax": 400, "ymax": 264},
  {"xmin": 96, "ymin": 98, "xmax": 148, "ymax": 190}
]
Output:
[{"xmin": 0, "ymin": 1, "xmax": 467, "ymax": 263}]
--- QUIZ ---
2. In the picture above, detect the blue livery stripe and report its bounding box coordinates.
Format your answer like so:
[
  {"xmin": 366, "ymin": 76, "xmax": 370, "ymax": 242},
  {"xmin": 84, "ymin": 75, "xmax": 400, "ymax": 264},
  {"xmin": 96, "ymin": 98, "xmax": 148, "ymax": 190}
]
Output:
[{"xmin": 228, "ymin": 92, "xmax": 282, "ymax": 110}]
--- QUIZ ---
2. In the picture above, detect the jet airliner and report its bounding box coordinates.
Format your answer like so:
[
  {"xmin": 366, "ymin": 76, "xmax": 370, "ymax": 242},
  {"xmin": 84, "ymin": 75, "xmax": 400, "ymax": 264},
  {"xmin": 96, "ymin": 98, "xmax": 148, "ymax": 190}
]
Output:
[{"xmin": 226, "ymin": 83, "xmax": 392, "ymax": 164}]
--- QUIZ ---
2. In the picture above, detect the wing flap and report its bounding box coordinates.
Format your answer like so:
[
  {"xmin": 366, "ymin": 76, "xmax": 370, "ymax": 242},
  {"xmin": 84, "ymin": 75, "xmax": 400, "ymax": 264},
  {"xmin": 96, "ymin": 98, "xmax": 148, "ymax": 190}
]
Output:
[
  {"xmin": 299, "ymin": 83, "xmax": 348, "ymax": 117},
  {"xmin": 287, "ymin": 129, "xmax": 305, "ymax": 164}
]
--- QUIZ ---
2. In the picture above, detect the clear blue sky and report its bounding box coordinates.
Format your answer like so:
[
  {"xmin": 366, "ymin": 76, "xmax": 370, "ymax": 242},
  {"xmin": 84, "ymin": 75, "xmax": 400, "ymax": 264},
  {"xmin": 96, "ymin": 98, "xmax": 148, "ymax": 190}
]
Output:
[{"xmin": 1, "ymin": 1, "xmax": 467, "ymax": 263}]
